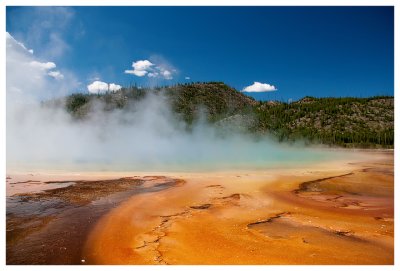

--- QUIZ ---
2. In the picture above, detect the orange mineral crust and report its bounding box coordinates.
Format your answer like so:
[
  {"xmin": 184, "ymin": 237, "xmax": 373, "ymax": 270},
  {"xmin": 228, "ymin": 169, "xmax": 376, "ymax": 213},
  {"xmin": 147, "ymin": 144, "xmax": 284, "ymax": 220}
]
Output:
[{"xmin": 81, "ymin": 152, "xmax": 393, "ymax": 265}]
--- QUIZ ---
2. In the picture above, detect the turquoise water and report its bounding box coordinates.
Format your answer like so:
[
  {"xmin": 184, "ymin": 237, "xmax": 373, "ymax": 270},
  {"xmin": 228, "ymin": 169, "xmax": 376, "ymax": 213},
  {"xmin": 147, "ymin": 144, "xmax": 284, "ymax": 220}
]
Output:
[{"xmin": 7, "ymin": 145, "xmax": 353, "ymax": 173}]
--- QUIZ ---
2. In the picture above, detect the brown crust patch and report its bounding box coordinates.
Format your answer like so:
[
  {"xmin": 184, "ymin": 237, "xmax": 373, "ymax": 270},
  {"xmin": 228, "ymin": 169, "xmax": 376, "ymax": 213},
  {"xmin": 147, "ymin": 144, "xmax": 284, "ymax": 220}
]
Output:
[{"xmin": 7, "ymin": 176, "xmax": 185, "ymax": 264}]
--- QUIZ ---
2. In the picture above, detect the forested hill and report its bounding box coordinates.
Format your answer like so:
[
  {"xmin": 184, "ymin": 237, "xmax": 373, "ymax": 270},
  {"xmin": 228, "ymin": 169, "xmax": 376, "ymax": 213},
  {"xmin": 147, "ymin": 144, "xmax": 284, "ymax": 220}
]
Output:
[{"xmin": 60, "ymin": 82, "xmax": 394, "ymax": 148}]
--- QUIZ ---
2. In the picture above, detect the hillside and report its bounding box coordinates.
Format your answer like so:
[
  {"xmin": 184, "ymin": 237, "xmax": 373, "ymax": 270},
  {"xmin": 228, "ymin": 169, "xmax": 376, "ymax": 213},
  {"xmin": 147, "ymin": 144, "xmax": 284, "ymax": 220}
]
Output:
[
  {"xmin": 60, "ymin": 82, "xmax": 394, "ymax": 148},
  {"xmin": 254, "ymin": 96, "xmax": 394, "ymax": 148}
]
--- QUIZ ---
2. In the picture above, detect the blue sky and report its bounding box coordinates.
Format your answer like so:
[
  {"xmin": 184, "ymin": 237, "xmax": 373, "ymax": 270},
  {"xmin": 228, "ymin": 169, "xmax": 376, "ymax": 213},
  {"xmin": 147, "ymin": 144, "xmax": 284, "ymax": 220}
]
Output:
[{"xmin": 6, "ymin": 6, "xmax": 394, "ymax": 101}]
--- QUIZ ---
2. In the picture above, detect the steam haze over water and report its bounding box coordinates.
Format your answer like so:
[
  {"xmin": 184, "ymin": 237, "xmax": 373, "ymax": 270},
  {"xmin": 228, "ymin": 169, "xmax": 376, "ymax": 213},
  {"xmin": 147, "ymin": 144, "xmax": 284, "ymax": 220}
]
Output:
[{"xmin": 7, "ymin": 91, "xmax": 340, "ymax": 172}]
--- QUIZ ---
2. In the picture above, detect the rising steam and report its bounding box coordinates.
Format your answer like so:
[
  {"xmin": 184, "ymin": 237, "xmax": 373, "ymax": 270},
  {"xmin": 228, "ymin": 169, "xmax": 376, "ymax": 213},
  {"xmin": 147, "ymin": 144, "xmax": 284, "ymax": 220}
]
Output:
[{"xmin": 6, "ymin": 33, "xmax": 339, "ymax": 172}]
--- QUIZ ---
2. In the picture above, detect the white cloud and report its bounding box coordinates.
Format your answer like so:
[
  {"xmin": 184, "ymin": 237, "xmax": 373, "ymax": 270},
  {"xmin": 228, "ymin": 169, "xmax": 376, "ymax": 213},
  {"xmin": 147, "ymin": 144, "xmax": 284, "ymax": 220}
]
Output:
[
  {"xmin": 87, "ymin": 81, "xmax": 108, "ymax": 93},
  {"xmin": 6, "ymin": 32, "xmax": 79, "ymax": 102},
  {"xmin": 30, "ymin": 61, "xmax": 56, "ymax": 70},
  {"xmin": 48, "ymin": 70, "xmax": 64, "ymax": 80},
  {"xmin": 125, "ymin": 69, "xmax": 146, "ymax": 76},
  {"xmin": 125, "ymin": 59, "xmax": 175, "ymax": 80},
  {"xmin": 242, "ymin": 82, "xmax": 277, "ymax": 93},
  {"xmin": 87, "ymin": 80, "xmax": 121, "ymax": 94},
  {"xmin": 109, "ymin": 83, "xmax": 122, "ymax": 92},
  {"xmin": 29, "ymin": 61, "xmax": 65, "ymax": 80},
  {"xmin": 6, "ymin": 32, "xmax": 34, "ymax": 54},
  {"xmin": 125, "ymin": 60, "xmax": 154, "ymax": 77},
  {"xmin": 133, "ymin": 60, "xmax": 153, "ymax": 71},
  {"xmin": 185, "ymin": 76, "xmax": 191, "ymax": 80}
]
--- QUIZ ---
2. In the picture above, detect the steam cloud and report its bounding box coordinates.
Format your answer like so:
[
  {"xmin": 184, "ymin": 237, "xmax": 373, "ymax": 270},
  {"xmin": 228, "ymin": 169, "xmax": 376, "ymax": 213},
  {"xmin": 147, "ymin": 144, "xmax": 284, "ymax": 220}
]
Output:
[{"xmin": 7, "ymin": 33, "xmax": 336, "ymax": 172}]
